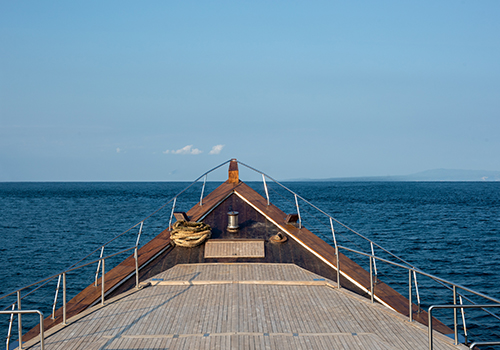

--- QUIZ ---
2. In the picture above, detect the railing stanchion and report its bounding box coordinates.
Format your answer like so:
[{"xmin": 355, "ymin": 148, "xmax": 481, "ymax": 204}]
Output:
[
  {"xmin": 17, "ymin": 291, "xmax": 22, "ymax": 349},
  {"xmin": 428, "ymin": 304, "xmax": 500, "ymax": 349},
  {"xmin": 336, "ymin": 246, "xmax": 341, "ymax": 288},
  {"xmin": 200, "ymin": 175, "xmax": 207, "ymax": 206},
  {"xmin": 0, "ymin": 311, "xmax": 45, "ymax": 350},
  {"xmin": 6, "ymin": 303, "xmax": 15, "ymax": 350},
  {"xmin": 135, "ymin": 221, "xmax": 143, "ymax": 289},
  {"xmin": 413, "ymin": 270, "xmax": 421, "ymax": 312},
  {"xmin": 101, "ymin": 259, "xmax": 105, "ymax": 306},
  {"xmin": 262, "ymin": 174, "xmax": 270, "ymax": 206},
  {"xmin": 370, "ymin": 242, "xmax": 378, "ymax": 276},
  {"xmin": 39, "ymin": 311, "xmax": 45, "ymax": 350},
  {"xmin": 330, "ymin": 218, "xmax": 340, "ymax": 288},
  {"xmin": 409, "ymin": 269, "xmax": 413, "ymax": 322},
  {"xmin": 168, "ymin": 197, "xmax": 177, "ymax": 230},
  {"xmin": 459, "ymin": 296, "xmax": 467, "ymax": 345},
  {"xmin": 294, "ymin": 194, "xmax": 302, "ymax": 229},
  {"xmin": 370, "ymin": 255, "xmax": 374, "ymax": 303},
  {"xmin": 453, "ymin": 285, "xmax": 458, "ymax": 345},
  {"xmin": 62, "ymin": 272, "xmax": 66, "ymax": 325},
  {"xmin": 52, "ymin": 275, "xmax": 62, "ymax": 319},
  {"xmin": 51, "ymin": 275, "xmax": 61, "ymax": 319},
  {"xmin": 95, "ymin": 246, "xmax": 104, "ymax": 286},
  {"xmin": 429, "ymin": 306, "xmax": 434, "ymax": 350}
]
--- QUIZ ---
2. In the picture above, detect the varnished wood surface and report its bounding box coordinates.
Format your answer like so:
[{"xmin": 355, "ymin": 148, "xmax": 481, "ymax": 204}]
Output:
[
  {"xmin": 24, "ymin": 264, "xmax": 467, "ymax": 350},
  {"xmin": 228, "ymin": 158, "xmax": 239, "ymax": 184},
  {"xmin": 111, "ymin": 190, "xmax": 363, "ymax": 297}
]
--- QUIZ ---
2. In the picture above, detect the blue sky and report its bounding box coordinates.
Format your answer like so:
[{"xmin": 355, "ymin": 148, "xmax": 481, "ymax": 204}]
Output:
[{"xmin": 1, "ymin": 1, "xmax": 499, "ymax": 181}]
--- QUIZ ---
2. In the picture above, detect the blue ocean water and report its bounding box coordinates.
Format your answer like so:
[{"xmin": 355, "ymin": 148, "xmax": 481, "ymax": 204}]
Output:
[{"xmin": 0, "ymin": 181, "xmax": 499, "ymax": 347}]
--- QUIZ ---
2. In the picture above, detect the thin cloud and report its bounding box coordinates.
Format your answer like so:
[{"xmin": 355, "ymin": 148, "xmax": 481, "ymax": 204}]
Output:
[
  {"xmin": 209, "ymin": 144, "xmax": 225, "ymax": 155},
  {"xmin": 164, "ymin": 145, "xmax": 203, "ymax": 155},
  {"xmin": 116, "ymin": 148, "xmax": 121, "ymax": 153}
]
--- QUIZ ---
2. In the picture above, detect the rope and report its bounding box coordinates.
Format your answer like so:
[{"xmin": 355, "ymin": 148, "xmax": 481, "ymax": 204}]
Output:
[{"xmin": 170, "ymin": 221, "xmax": 212, "ymax": 248}]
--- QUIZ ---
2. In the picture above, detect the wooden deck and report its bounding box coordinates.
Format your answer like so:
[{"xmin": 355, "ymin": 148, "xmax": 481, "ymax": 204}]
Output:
[
  {"xmin": 24, "ymin": 161, "xmax": 454, "ymax": 342},
  {"xmin": 24, "ymin": 264, "xmax": 467, "ymax": 350}
]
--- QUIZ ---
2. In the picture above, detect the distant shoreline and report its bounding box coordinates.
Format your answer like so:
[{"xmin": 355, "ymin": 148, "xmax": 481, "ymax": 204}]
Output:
[{"xmin": 286, "ymin": 169, "xmax": 500, "ymax": 182}]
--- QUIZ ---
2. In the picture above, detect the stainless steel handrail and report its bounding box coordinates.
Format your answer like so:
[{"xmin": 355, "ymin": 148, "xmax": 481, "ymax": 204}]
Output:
[
  {"xmin": 428, "ymin": 304, "xmax": 500, "ymax": 350},
  {"xmin": 248, "ymin": 160, "xmax": 500, "ymax": 328},
  {"xmin": 294, "ymin": 194, "xmax": 302, "ymax": 229},
  {"xmin": 240, "ymin": 160, "xmax": 500, "ymax": 343},
  {"xmin": 200, "ymin": 174, "xmax": 207, "ymax": 206},
  {"xmin": 0, "ymin": 246, "xmax": 137, "ymax": 302},
  {"xmin": 168, "ymin": 197, "xmax": 177, "ymax": 230},
  {"xmin": 238, "ymin": 160, "xmax": 419, "ymax": 268},
  {"xmin": 262, "ymin": 174, "xmax": 270, "ymax": 206},
  {"xmin": 338, "ymin": 245, "xmax": 500, "ymax": 305},
  {"xmin": 469, "ymin": 341, "xmax": 500, "ymax": 349},
  {"xmin": 3, "ymin": 159, "xmax": 499, "ymax": 347},
  {"xmin": 51, "ymin": 275, "xmax": 62, "ymax": 319},
  {"xmin": 1, "ymin": 245, "xmax": 137, "ymax": 342},
  {"xmin": 1, "ymin": 159, "xmax": 232, "ymax": 345},
  {"xmin": 0, "ymin": 310, "xmax": 44, "ymax": 350},
  {"xmin": 460, "ymin": 296, "xmax": 468, "ymax": 344},
  {"xmin": 5, "ymin": 303, "xmax": 15, "ymax": 350},
  {"xmin": 94, "ymin": 246, "xmax": 105, "ymax": 287},
  {"xmin": 1, "ymin": 160, "xmax": 231, "ymax": 306}
]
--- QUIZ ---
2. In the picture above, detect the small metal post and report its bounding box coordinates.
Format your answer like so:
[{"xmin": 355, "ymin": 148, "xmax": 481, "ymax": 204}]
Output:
[
  {"xmin": 329, "ymin": 218, "xmax": 340, "ymax": 288},
  {"xmin": 135, "ymin": 221, "xmax": 143, "ymax": 289},
  {"xmin": 409, "ymin": 269, "xmax": 413, "ymax": 322},
  {"xmin": 52, "ymin": 274, "xmax": 62, "ymax": 319},
  {"xmin": 168, "ymin": 197, "xmax": 177, "ymax": 230},
  {"xmin": 6, "ymin": 303, "xmax": 15, "ymax": 350},
  {"xmin": 38, "ymin": 311, "xmax": 45, "ymax": 350},
  {"xmin": 95, "ymin": 246, "xmax": 104, "ymax": 286},
  {"xmin": 453, "ymin": 285, "xmax": 458, "ymax": 345},
  {"xmin": 200, "ymin": 175, "xmax": 207, "ymax": 206},
  {"xmin": 136, "ymin": 221, "xmax": 144, "ymax": 247},
  {"xmin": 134, "ymin": 248, "xmax": 139, "ymax": 289},
  {"xmin": 369, "ymin": 255, "xmax": 374, "ymax": 303},
  {"xmin": 294, "ymin": 194, "xmax": 302, "ymax": 229},
  {"xmin": 262, "ymin": 174, "xmax": 270, "ymax": 206},
  {"xmin": 459, "ymin": 296, "xmax": 467, "ymax": 344},
  {"xmin": 413, "ymin": 270, "xmax": 421, "ymax": 312},
  {"xmin": 429, "ymin": 306, "xmax": 434, "ymax": 350},
  {"xmin": 370, "ymin": 242, "xmax": 378, "ymax": 276},
  {"xmin": 336, "ymin": 245, "xmax": 341, "ymax": 289},
  {"xmin": 63, "ymin": 272, "xmax": 66, "ymax": 325},
  {"xmin": 17, "ymin": 291, "xmax": 22, "ymax": 349},
  {"xmin": 101, "ymin": 259, "xmax": 105, "ymax": 306}
]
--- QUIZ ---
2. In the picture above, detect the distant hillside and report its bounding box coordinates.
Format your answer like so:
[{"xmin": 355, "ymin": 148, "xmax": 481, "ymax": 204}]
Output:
[{"xmin": 291, "ymin": 169, "xmax": 500, "ymax": 182}]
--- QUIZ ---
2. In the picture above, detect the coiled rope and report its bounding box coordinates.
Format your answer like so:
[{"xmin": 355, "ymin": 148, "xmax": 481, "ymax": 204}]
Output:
[{"xmin": 170, "ymin": 221, "xmax": 212, "ymax": 248}]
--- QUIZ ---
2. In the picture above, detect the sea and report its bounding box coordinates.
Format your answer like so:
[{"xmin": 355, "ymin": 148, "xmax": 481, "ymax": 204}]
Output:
[{"xmin": 1, "ymin": 181, "xmax": 499, "ymax": 348}]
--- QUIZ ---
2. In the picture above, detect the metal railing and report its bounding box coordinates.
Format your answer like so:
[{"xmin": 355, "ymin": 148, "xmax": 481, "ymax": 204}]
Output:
[
  {"xmin": 2, "ymin": 159, "xmax": 499, "ymax": 348},
  {"xmin": 1, "ymin": 160, "xmax": 232, "ymax": 348},
  {"xmin": 337, "ymin": 245, "xmax": 500, "ymax": 347},
  {"xmin": 237, "ymin": 160, "xmax": 500, "ymax": 348},
  {"xmin": 428, "ymin": 304, "xmax": 500, "ymax": 350},
  {"xmin": 0, "ymin": 246, "xmax": 137, "ymax": 347},
  {"xmin": 0, "ymin": 310, "xmax": 44, "ymax": 350}
]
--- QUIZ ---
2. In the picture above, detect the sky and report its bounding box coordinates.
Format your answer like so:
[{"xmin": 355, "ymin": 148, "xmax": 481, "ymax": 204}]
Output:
[{"xmin": 1, "ymin": 1, "xmax": 499, "ymax": 181}]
